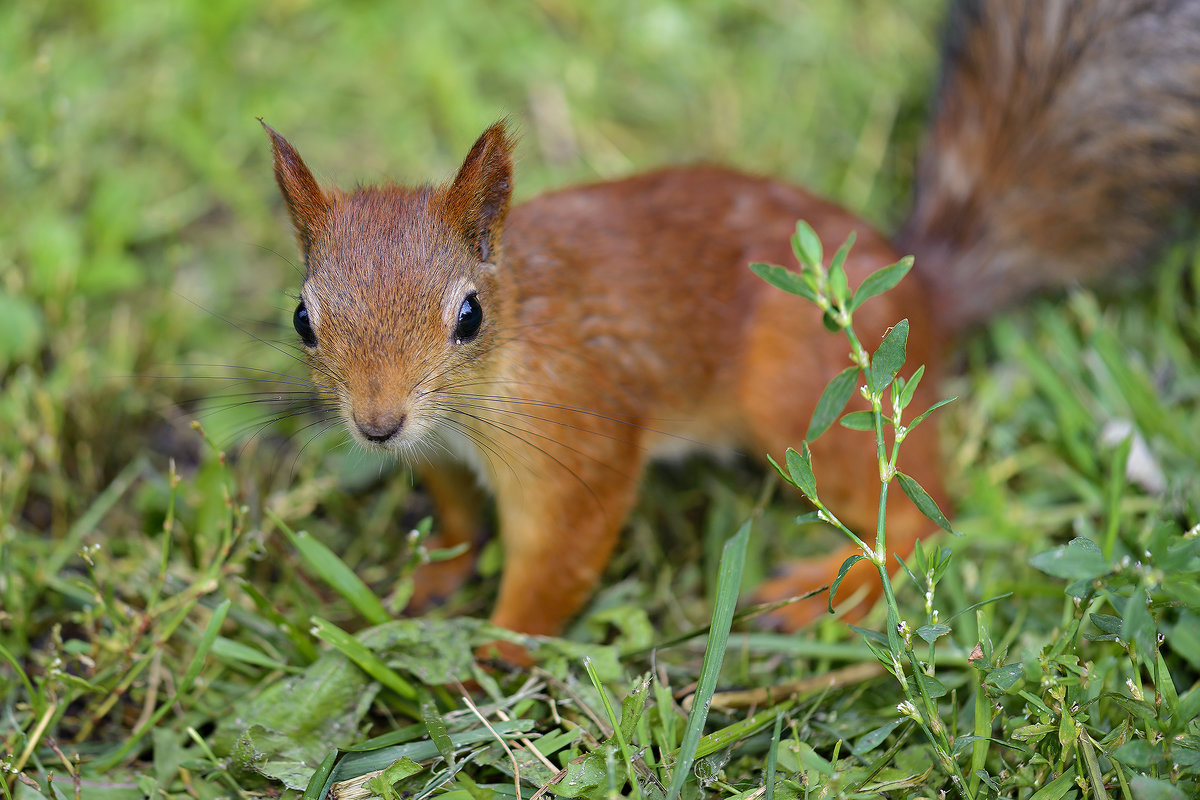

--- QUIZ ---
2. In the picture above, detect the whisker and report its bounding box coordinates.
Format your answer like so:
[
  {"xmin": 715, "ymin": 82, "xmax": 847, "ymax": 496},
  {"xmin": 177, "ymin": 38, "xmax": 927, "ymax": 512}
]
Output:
[
  {"xmin": 285, "ymin": 416, "xmax": 349, "ymax": 480},
  {"xmin": 439, "ymin": 402, "xmax": 634, "ymax": 479},
  {"xmin": 221, "ymin": 405, "xmax": 338, "ymax": 451},
  {"xmin": 253, "ymin": 242, "xmax": 305, "ymax": 281},
  {"xmin": 432, "ymin": 397, "xmax": 647, "ymax": 451},
  {"xmin": 164, "ymin": 363, "xmax": 328, "ymax": 388},
  {"xmin": 177, "ymin": 296, "xmax": 316, "ymax": 373},
  {"xmin": 440, "ymin": 406, "xmax": 605, "ymax": 511},
  {"xmin": 440, "ymin": 389, "xmax": 710, "ymax": 448},
  {"xmin": 430, "ymin": 415, "xmax": 516, "ymax": 481}
]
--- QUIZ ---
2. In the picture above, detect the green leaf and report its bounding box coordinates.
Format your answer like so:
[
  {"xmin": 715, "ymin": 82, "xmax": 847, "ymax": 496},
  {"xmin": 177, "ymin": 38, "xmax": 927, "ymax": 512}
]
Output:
[
  {"xmin": 1012, "ymin": 723, "xmax": 1055, "ymax": 742},
  {"xmin": 851, "ymin": 719, "xmax": 903, "ymax": 755},
  {"xmin": 1169, "ymin": 611, "xmax": 1200, "ymax": 671},
  {"xmin": 1113, "ymin": 740, "xmax": 1161, "ymax": 769},
  {"xmin": 1029, "ymin": 537, "xmax": 1110, "ymax": 581},
  {"xmin": 1027, "ymin": 767, "xmax": 1077, "ymax": 800},
  {"xmin": 985, "ymin": 663, "xmax": 1024, "ymax": 692},
  {"xmin": 666, "ymin": 519, "xmax": 751, "ymax": 800},
  {"xmin": 896, "ymin": 364, "xmax": 924, "ymax": 413},
  {"xmin": 783, "ymin": 740, "xmax": 835, "ymax": 777},
  {"xmin": 365, "ymin": 758, "xmax": 424, "ymax": 797},
  {"xmin": 750, "ymin": 262, "xmax": 817, "ymax": 302},
  {"xmin": 217, "ymin": 647, "xmax": 376, "ymax": 769},
  {"xmin": 896, "ymin": 547, "xmax": 925, "ymax": 592},
  {"xmin": 618, "ymin": 675, "xmax": 651, "ymax": 742},
  {"xmin": 806, "ymin": 366, "xmax": 859, "ymax": 441},
  {"xmin": 916, "ymin": 670, "xmax": 948, "ymax": 699},
  {"xmin": 827, "ymin": 235, "xmax": 852, "ymax": 309},
  {"xmin": 828, "ymin": 231, "xmax": 855, "ymax": 277},
  {"xmin": 950, "ymin": 736, "xmax": 1019, "ymax": 756},
  {"xmin": 784, "ymin": 444, "xmax": 817, "ymax": 500},
  {"xmin": 897, "ymin": 471, "xmax": 955, "ymax": 534},
  {"xmin": 551, "ymin": 745, "xmax": 614, "ymax": 798},
  {"xmin": 1128, "ymin": 776, "xmax": 1188, "ymax": 800},
  {"xmin": 916, "ymin": 624, "xmax": 950, "ymax": 644},
  {"xmin": 849, "ymin": 624, "xmax": 890, "ymax": 647},
  {"xmin": 829, "ymin": 554, "xmax": 865, "ymax": 612},
  {"xmin": 1090, "ymin": 613, "xmax": 1123, "ymax": 636},
  {"xmin": 791, "ymin": 220, "xmax": 823, "ymax": 270},
  {"xmin": 1057, "ymin": 709, "xmax": 1076, "ymax": 747},
  {"xmin": 1078, "ymin": 730, "xmax": 1106, "ymax": 798},
  {"xmin": 1121, "ymin": 586, "xmax": 1156, "ymax": 656},
  {"xmin": 420, "ymin": 690, "xmax": 454, "ymax": 770},
  {"xmin": 906, "ymin": 396, "xmax": 957, "ymax": 432},
  {"xmin": 1175, "ymin": 685, "xmax": 1200, "ymax": 735},
  {"xmin": 848, "ymin": 256, "xmax": 912, "ymax": 312},
  {"xmin": 867, "ymin": 319, "xmax": 909, "ymax": 395},
  {"xmin": 839, "ymin": 410, "xmax": 878, "ymax": 431}
]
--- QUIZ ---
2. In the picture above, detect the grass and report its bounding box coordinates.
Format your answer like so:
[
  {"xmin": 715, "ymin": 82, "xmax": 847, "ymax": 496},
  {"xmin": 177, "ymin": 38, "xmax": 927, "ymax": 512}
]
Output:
[{"xmin": 3, "ymin": 1, "xmax": 1199, "ymax": 798}]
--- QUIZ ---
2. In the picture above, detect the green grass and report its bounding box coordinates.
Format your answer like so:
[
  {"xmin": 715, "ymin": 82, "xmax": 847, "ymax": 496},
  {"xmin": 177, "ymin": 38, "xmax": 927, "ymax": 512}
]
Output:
[{"xmin": 3, "ymin": 1, "xmax": 1200, "ymax": 798}]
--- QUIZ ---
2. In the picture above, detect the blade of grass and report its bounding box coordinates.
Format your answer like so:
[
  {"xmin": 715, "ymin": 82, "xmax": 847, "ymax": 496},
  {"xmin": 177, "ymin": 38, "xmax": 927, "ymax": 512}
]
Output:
[
  {"xmin": 584, "ymin": 659, "xmax": 642, "ymax": 799},
  {"xmin": 310, "ymin": 617, "xmax": 420, "ymax": 712},
  {"xmin": 271, "ymin": 510, "xmax": 390, "ymax": 626},
  {"xmin": 665, "ymin": 518, "xmax": 750, "ymax": 800},
  {"xmin": 765, "ymin": 712, "xmax": 784, "ymax": 800}
]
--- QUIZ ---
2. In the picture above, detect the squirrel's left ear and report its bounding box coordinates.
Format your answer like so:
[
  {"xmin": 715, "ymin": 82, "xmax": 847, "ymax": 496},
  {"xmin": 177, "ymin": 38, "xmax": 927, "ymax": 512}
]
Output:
[
  {"xmin": 261, "ymin": 119, "xmax": 330, "ymax": 259},
  {"xmin": 445, "ymin": 121, "xmax": 516, "ymax": 263}
]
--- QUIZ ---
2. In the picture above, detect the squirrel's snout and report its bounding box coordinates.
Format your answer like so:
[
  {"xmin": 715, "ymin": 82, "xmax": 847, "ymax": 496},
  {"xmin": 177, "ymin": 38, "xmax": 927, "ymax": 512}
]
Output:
[{"xmin": 353, "ymin": 411, "xmax": 406, "ymax": 444}]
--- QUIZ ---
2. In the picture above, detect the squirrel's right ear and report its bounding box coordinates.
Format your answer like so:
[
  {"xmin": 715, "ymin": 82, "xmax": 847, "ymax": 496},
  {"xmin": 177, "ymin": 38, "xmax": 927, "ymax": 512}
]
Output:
[
  {"xmin": 260, "ymin": 119, "xmax": 329, "ymax": 256},
  {"xmin": 445, "ymin": 121, "xmax": 516, "ymax": 263}
]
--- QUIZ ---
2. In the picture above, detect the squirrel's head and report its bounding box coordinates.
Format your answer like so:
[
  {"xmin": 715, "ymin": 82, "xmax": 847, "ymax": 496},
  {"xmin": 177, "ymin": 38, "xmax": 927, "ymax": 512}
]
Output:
[{"xmin": 262, "ymin": 120, "xmax": 516, "ymax": 457}]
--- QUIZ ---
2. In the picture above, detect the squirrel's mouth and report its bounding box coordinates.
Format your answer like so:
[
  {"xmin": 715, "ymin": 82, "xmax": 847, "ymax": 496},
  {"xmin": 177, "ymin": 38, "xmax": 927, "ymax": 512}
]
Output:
[
  {"xmin": 341, "ymin": 400, "xmax": 444, "ymax": 458},
  {"xmin": 353, "ymin": 414, "xmax": 406, "ymax": 445},
  {"xmin": 345, "ymin": 404, "xmax": 411, "ymax": 450}
]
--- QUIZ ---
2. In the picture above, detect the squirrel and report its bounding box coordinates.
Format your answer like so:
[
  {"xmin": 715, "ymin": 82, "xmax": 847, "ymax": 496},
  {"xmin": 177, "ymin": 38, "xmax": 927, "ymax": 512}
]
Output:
[{"xmin": 260, "ymin": 0, "xmax": 1200, "ymax": 663}]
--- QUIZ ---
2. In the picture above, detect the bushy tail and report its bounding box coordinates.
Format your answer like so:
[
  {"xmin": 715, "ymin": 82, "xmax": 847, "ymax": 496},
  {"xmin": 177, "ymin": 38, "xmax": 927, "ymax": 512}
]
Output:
[{"xmin": 897, "ymin": 0, "xmax": 1200, "ymax": 331}]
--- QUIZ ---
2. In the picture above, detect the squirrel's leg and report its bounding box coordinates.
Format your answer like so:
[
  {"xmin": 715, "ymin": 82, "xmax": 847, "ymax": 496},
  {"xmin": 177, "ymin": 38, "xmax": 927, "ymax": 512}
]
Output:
[
  {"xmin": 406, "ymin": 461, "xmax": 485, "ymax": 613},
  {"xmin": 479, "ymin": 435, "xmax": 645, "ymax": 664}
]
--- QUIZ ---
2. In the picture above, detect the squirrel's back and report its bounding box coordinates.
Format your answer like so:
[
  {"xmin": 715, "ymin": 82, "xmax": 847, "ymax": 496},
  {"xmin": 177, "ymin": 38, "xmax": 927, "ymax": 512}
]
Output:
[{"xmin": 899, "ymin": 0, "xmax": 1200, "ymax": 331}]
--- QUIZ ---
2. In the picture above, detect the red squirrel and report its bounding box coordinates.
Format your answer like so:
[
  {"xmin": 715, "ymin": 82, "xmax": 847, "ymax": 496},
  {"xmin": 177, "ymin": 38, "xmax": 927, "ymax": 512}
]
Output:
[{"xmin": 260, "ymin": 0, "xmax": 1200, "ymax": 661}]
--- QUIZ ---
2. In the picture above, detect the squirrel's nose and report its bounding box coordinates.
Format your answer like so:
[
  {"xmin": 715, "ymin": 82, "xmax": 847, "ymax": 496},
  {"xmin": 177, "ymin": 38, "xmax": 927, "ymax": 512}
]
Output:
[{"xmin": 354, "ymin": 412, "xmax": 406, "ymax": 444}]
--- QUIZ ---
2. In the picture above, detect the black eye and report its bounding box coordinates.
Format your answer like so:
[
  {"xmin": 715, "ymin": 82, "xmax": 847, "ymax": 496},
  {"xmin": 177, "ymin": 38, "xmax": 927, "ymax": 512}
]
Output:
[
  {"xmin": 293, "ymin": 301, "xmax": 317, "ymax": 348},
  {"xmin": 454, "ymin": 293, "xmax": 483, "ymax": 343}
]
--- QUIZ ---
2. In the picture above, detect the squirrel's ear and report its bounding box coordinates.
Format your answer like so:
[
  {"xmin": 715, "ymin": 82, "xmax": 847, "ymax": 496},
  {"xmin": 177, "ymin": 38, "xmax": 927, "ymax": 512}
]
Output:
[
  {"xmin": 260, "ymin": 120, "xmax": 329, "ymax": 257},
  {"xmin": 445, "ymin": 121, "xmax": 515, "ymax": 262}
]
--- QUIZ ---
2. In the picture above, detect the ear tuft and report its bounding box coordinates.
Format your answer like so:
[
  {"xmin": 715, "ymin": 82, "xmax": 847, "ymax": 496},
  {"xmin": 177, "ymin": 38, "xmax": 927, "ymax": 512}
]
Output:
[
  {"xmin": 260, "ymin": 119, "xmax": 329, "ymax": 257},
  {"xmin": 444, "ymin": 121, "xmax": 517, "ymax": 262}
]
